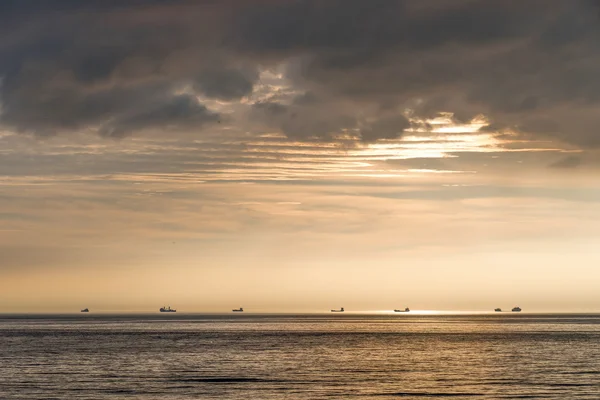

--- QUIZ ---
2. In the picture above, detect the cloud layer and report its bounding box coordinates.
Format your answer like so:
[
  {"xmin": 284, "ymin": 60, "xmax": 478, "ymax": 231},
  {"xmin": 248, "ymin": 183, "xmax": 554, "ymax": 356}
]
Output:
[{"xmin": 1, "ymin": 0, "xmax": 600, "ymax": 146}]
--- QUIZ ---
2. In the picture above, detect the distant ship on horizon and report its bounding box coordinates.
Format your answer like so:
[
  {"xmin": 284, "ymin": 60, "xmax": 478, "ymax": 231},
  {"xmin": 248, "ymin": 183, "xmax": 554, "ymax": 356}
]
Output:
[
  {"xmin": 495, "ymin": 308, "xmax": 502, "ymax": 312},
  {"xmin": 331, "ymin": 307, "xmax": 344, "ymax": 312},
  {"xmin": 232, "ymin": 307, "xmax": 244, "ymax": 312},
  {"xmin": 81, "ymin": 308, "xmax": 89, "ymax": 313},
  {"xmin": 159, "ymin": 306, "xmax": 176, "ymax": 313},
  {"xmin": 394, "ymin": 308, "xmax": 410, "ymax": 313},
  {"xmin": 512, "ymin": 306, "xmax": 521, "ymax": 312}
]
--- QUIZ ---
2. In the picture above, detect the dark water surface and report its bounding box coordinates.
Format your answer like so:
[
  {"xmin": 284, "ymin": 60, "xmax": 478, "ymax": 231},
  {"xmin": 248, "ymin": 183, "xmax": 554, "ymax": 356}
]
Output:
[{"xmin": 1, "ymin": 313, "xmax": 600, "ymax": 399}]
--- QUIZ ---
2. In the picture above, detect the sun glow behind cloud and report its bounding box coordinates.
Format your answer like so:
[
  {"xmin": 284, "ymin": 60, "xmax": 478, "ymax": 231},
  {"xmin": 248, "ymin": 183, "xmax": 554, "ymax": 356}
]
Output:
[{"xmin": 0, "ymin": 110, "xmax": 577, "ymax": 187}]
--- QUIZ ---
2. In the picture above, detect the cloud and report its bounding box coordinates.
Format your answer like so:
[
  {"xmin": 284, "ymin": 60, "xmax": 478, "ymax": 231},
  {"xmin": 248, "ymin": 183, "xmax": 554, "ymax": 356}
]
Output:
[
  {"xmin": 250, "ymin": 97, "xmax": 410, "ymax": 142},
  {"xmin": 194, "ymin": 67, "xmax": 259, "ymax": 101},
  {"xmin": 98, "ymin": 94, "xmax": 220, "ymax": 138},
  {"xmin": 359, "ymin": 115, "xmax": 410, "ymax": 142},
  {"xmin": 549, "ymin": 155, "xmax": 583, "ymax": 169},
  {"xmin": 1, "ymin": 0, "xmax": 600, "ymax": 146}
]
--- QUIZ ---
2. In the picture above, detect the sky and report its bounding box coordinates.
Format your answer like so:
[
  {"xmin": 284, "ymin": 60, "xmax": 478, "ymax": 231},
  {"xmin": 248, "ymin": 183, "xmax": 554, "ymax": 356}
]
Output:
[{"xmin": 1, "ymin": 0, "xmax": 600, "ymax": 312}]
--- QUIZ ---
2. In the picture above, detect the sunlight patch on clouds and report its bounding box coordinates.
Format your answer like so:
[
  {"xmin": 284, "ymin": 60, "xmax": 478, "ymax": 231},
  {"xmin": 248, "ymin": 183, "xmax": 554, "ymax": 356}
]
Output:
[
  {"xmin": 410, "ymin": 113, "xmax": 490, "ymax": 134},
  {"xmin": 0, "ymin": 107, "xmax": 576, "ymax": 185}
]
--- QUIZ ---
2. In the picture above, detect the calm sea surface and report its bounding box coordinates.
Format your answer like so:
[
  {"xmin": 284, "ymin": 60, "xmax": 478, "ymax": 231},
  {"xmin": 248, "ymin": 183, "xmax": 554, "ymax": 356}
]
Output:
[{"xmin": 1, "ymin": 313, "xmax": 600, "ymax": 399}]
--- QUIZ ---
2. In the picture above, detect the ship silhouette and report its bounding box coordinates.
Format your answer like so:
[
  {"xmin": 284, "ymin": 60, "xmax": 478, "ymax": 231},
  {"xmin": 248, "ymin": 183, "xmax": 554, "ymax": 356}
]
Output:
[
  {"xmin": 232, "ymin": 307, "xmax": 244, "ymax": 312},
  {"xmin": 331, "ymin": 307, "xmax": 344, "ymax": 312},
  {"xmin": 159, "ymin": 306, "xmax": 176, "ymax": 313},
  {"xmin": 394, "ymin": 307, "xmax": 410, "ymax": 312}
]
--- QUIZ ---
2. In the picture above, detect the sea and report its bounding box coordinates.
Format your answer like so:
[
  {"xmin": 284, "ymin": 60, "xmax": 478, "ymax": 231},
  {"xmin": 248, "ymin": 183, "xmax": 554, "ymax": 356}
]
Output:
[{"xmin": 1, "ymin": 313, "xmax": 599, "ymax": 399}]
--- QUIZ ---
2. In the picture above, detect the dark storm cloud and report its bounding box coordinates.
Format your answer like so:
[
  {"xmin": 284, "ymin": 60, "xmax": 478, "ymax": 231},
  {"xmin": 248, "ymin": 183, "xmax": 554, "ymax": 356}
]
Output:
[
  {"xmin": 251, "ymin": 99, "xmax": 409, "ymax": 142},
  {"xmin": 251, "ymin": 100, "xmax": 354, "ymax": 140},
  {"xmin": 99, "ymin": 94, "xmax": 220, "ymax": 138},
  {"xmin": 359, "ymin": 115, "xmax": 411, "ymax": 142},
  {"xmin": 1, "ymin": 0, "xmax": 600, "ymax": 145},
  {"xmin": 194, "ymin": 67, "xmax": 259, "ymax": 101}
]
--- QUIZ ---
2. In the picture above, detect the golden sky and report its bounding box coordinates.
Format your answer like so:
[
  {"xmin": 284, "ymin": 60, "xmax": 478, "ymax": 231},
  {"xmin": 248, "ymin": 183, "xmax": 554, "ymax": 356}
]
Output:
[
  {"xmin": 2, "ymin": 112, "xmax": 599, "ymax": 312},
  {"xmin": 1, "ymin": 1, "xmax": 600, "ymax": 312}
]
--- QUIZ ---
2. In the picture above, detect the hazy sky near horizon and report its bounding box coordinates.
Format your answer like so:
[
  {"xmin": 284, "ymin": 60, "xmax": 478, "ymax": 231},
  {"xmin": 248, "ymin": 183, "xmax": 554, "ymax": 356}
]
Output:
[{"xmin": 1, "ymin": 0, "xmax": 600, "ymax": 312}]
